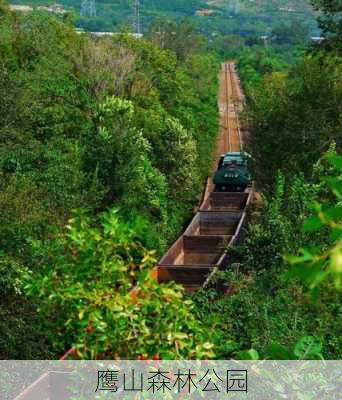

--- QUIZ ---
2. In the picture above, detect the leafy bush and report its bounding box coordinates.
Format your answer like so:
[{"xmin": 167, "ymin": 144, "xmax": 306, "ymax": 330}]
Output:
[
  {"xmin": 25, "ymin": 209, "xmax": 214, "ymax": 359},
  {"xmin": 286, "ymin": 154, "xmax": 342, "ymax": 293}
]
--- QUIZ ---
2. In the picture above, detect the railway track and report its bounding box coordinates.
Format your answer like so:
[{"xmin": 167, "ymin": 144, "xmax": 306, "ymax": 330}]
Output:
[{"xmin": 155, "ymin": 61, "xmax": 253, "ymax": 291}]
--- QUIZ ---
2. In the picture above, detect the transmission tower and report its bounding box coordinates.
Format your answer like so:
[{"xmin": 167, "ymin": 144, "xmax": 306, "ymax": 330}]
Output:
[
  {"xmin": 81, "ymin": 0, "xmax": 96, "ymax": 17},
  {"xmin": 133, "ymin": 0, "xmax": 141, "ymax": 35},
  {"xmin": 234, "ymin": 0, "xmax": 240, "ymax": 14},
  {"xmin": 229, "ymin": 0, "xmax": 240, "ymax": 14}
]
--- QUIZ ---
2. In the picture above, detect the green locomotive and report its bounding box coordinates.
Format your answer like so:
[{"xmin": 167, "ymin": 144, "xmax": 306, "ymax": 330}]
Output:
[{"xmin": 213, "ymin": 152, "xmax": 252, "ymax": 192}]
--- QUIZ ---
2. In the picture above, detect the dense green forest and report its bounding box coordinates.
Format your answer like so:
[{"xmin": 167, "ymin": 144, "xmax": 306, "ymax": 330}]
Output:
[
  {"xmin": 0, "ymin": 0, "xmax": 341, "ymax": 360},
  {"xmin": 11, "ymin": 0, "xmax": 318, "ymax": 37},
  {"xmin": 0, "ymin": 1, "xmax": 219, "ymax": 358}
]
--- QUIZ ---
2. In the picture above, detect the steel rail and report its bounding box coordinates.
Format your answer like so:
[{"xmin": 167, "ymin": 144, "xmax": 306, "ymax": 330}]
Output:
[
  {"xmin": 231, "ymin": 65, "xmax": 243, "ymax": 152},
  {"xmin": 224, "ymin": 62, "xmax": 231, "ymax": 152},
  {"xmin": 156, "ymin": 61, "xmax": 252, "ymax": 291},
  {"xmin": 227, "ymin": 62, "xmax": 243, "ymax": 152}
]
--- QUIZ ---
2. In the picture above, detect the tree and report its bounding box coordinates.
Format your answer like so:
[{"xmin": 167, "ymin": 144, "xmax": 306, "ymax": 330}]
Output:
[
  {"xmin": 247, "ymin": 55, "xmax": 341, "ymax": 188},
  {"xmin": 0, "ymin": 0, "xmax": 8, "ymax": 15},
  {"xmin": 311, "ymin": 0, "xmax": 342, "ymax": 52},
  {"xmin": 271, "ymin": 21, "xmax": 310, "ymax": 46},
  {"xmin": 147, "ymin": 18, "xmax": 204, "ymax": 61}
]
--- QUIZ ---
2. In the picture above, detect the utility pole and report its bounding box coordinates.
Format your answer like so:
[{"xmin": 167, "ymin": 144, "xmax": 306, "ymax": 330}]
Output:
[
  {"xmin": 133, "ymin": 0, "xmax": 141, "ymax": 35},
  {"xmin": 80, "ymin": 0, "xmax": 96, "ymax": 17}
]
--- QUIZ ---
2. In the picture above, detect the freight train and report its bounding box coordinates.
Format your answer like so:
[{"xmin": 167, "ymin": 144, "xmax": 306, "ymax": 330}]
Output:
[{"xmin": 213, "ymin": 152, "xmax": 252, "ymax": 192}]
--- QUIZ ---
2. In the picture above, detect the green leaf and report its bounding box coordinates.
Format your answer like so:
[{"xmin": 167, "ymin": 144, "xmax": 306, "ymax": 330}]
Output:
[
  {"xmin": 237, "ymin": 348, "xmax": 259, "ymax": 360},
  {"xmin": 330, "ymin": 227, "xmax": 342, "ymax": 241},
  {"xmin": 323, "ymin": 177, "xmax": 342, "ymax": 198},
  {"xmin": 265, "ymin": 343, "xmax": 294, "ymax": 360},
  {"xmin": 285, "ymin": 249, "xmax": 314, "ymax": 264},
  {"xmin": 287, "ymin": 260, "xmax": 326, "ymax": 285},
  {"xmin": 202, "ymin": 342, "xmax": 214, "ymax": 350},
  {"xmin": 325, "ymin": 205, "xmax": 342, "ymax": 221},
  {"xmin": 327, "ymin": 155, "xmax": 342, "ymax": 172},
  {"xmin": 303, "ymin": 216, "xmax": 323, "ymax": 232},
  {"xmin": 294, "ymin": 336, "xmax": 322, "ymax": 359}
]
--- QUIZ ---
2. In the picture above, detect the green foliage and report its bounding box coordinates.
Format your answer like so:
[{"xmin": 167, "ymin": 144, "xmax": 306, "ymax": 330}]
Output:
[
  {"xmin": 293, "ymin": 336, "xmax": 323, "ymax": 359},
  {"xmin": 1, "ymin": 0, "xmax": 340, "ymax": 362},
  {"xmin": 192, "ymin": 267, "xmax": 341, "ymax": 359},
  {"xmin": 0, "ymin": 0, "xmax": 8, "ymax": 14},
  {"xmin": 237, "ymin": 348, "xmax": 260, "ymax": 360},
  {"xmin": 0, "ymin": 12, "xmax": 218, "ymax": 358},
  {"xmin": 192, "ymin": 152, "xmax": 342, "ymax": 360},
  {"xmin": 311, "ymin": 0, "xmax": 342, "ymax": 52},
  {"xmin": 247, "ymin": 54, "xmax": 342, "ymax": 188},
  {"xmin": 193, "ymin": 263, "xmax": 341, "ymax": 359},
  {"xmin": 239, "ymin": 172, "xmax": 319, "ymax": 277},
  {"xmin": 147, "ymin": 18, "xmax": 204, "ymax": 62},
  {"xmin": 0, "ymin": 251, "xmax": 53, "ymax": 359},
  {"xmin": 115, "ymin": 127, "xmax": 169, "ymax": 247},
  {"xmin": 244, "ymin": 336, "xmax": 324, "ymax": 360},
  {"xmin": 286, "ymin": 154, "xmax": 342, "ymax": 292},
  {"xmin": 10, "ymin": 0, "xmax": 317, "ymax": 37},
  {"xmin": 271, "ymin": 21, "xmax": 310, "ymax": 46},
  {"xmin": 25, "ymin": 209, "xmax": 214, "ymax": 359}
]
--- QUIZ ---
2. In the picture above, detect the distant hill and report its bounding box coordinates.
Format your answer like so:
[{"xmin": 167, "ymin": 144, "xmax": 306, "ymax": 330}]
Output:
[{"xmin": 9, "ymin": 0, "xmax": 318, "ymax": 35}]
